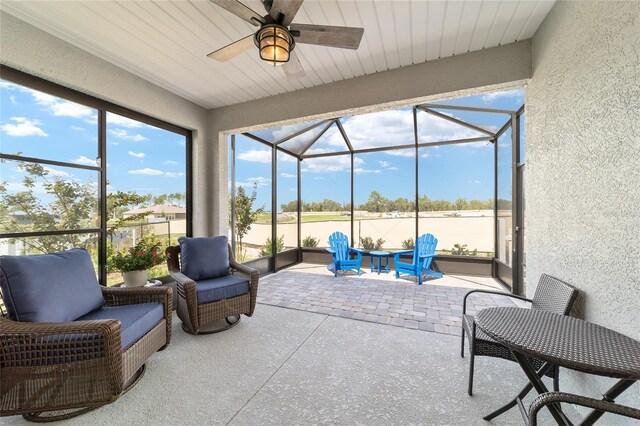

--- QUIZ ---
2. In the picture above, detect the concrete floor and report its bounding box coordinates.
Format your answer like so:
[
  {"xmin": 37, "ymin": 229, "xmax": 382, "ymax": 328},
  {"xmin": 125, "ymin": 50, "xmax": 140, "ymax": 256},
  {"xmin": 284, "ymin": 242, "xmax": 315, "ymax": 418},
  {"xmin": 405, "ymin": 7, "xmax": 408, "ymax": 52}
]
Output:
[
  {"xmin": 258, "ymin": 263, "xmax": 517, "ymax": 337},
  {"xmin": 3, "ymin": 305, "xmax": 562, "ymax": 425}
]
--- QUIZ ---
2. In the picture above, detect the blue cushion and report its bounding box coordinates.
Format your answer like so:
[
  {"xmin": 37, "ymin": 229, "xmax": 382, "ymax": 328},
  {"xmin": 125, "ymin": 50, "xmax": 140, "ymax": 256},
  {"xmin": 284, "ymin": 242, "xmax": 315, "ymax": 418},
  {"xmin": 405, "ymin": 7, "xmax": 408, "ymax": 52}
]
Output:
[
  {"xmin": 76, "ymin": 303, "xmax": 164, "ymax": 350},
  {"xmin": 196, "ymin": 274, "xmax": 250, "ymax": 305},
  {"xmin": 0, "ymin": 248, "xmax": 104, "ymax": 323},
  {"xmin": 178, "ymin": 236, "xmax": 230, "ymax": 281}
]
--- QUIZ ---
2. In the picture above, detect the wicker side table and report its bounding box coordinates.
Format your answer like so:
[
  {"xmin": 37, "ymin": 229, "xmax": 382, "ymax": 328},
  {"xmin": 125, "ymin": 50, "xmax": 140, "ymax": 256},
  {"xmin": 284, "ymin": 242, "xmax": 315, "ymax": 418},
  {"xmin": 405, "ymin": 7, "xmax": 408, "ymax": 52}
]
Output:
[{"xmin": 475, "ymin": 307, "xmax": 640, "ymax": 425}]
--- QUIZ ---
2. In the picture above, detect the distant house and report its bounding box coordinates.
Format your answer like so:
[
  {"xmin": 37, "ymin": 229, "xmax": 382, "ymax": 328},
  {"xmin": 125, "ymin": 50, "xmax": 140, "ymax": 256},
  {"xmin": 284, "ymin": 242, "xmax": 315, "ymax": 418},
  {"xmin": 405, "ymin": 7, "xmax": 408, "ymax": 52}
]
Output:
[{"xmin": 123, "ymin": 204, "xmax": 186, "ymax": 223}]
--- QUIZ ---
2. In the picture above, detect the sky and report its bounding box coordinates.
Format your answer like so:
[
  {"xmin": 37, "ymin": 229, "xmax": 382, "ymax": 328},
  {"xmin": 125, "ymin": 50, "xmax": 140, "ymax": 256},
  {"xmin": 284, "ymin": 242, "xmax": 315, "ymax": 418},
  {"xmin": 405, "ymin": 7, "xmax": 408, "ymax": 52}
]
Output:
[
  {"xmin": 0, "ymin": 78, "xmax": 520, "ymax": 213},
  {"xmin": 0, "ymin": 79, "xmax": 187, "ymax": 205},
  {"xmin": 233, "ymin": 88, "xmax": 523, "ymax": 211}
]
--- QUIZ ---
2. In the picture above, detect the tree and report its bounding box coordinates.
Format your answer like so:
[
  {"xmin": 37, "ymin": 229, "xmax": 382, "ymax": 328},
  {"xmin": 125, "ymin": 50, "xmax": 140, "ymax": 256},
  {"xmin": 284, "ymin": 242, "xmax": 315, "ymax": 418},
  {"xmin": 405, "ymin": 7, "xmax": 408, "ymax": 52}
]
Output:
[
  {"xmin": 230, "ymin": 184, "xmax": 264, "ymax": 260},
  {"xmin": 0, "ymin": 161, "xmax": 153, "ymax": 254}
]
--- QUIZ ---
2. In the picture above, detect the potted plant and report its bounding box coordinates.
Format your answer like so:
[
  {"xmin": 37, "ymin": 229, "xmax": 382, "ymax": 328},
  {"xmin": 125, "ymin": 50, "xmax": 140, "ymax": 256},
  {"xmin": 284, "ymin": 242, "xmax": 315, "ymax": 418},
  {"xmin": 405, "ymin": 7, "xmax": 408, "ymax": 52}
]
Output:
[{"xmin": 108, "ymin": 238, "xmax": 166, "ymax": 287}]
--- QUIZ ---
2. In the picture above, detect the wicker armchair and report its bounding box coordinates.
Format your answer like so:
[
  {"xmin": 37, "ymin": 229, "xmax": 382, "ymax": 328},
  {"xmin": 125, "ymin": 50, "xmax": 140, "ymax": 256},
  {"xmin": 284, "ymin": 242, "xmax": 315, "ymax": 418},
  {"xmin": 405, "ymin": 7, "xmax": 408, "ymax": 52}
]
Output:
[
  {"xmin": 166, "ymin": 237, "xmax": 258, "ymax": 334},
  {"xmin": 461, "ymin": 274, "xmax": 578, "ymax": 396},
  {"xmin": 0, "ymin": 250, "xmax": 172, "ymax": 422}
]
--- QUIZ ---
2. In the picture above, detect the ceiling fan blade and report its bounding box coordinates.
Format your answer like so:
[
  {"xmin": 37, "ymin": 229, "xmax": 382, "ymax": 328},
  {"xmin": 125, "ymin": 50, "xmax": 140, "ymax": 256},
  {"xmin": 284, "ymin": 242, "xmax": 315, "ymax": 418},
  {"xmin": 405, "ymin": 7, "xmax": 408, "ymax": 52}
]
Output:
[
  {"xmin": 290, "ymin": 23, "xmax": 364, "ymax": 50},
  {"xmin": 209, "ymin": 0, "xmax": 265, "ymax": 26},
  {"xmin": 282, "ymin": 50, "xmax": 306, "ymax": 80},
  {"xmin": 267, "ymin": 0, "xmax": 304, "ymax": 26},
  {"xmin": 207, "ymin": 35, "xmax": 255, "ymax": 62}
]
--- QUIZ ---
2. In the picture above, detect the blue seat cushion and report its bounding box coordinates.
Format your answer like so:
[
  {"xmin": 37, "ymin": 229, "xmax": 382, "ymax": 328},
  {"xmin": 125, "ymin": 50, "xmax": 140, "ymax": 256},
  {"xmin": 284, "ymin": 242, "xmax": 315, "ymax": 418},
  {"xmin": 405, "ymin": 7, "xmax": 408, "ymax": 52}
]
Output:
[
  {"xmin": 196, "ymin": 274, "xmax": 250, "ymax": 305},
  {"xmin": 0, "ymin": 248, "xmax": 104, "ymax": 323},
  {"xmin": 76, "ymin": 303, "xmax": 164, "ymax": 350},
  {"xmin": 178, "ymin": 236, "xmax": 230, "ymax": 281}
]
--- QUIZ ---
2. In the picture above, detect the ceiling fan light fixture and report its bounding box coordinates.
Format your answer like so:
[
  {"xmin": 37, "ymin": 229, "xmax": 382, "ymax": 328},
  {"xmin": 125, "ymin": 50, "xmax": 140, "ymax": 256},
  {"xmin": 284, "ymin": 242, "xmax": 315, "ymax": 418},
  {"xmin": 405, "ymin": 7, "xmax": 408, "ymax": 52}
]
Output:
[{"xmin": 255, "ymin": 24, "xmax": 295, "ymax": 65}]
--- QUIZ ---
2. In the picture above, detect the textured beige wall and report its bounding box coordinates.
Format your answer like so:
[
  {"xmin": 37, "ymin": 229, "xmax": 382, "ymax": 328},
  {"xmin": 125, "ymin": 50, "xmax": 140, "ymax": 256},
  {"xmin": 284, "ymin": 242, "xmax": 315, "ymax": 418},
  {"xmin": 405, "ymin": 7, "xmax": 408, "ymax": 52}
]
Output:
[
  {"xmin": 0, "ymin": 12, "xmax": 211, "ymax": 236},
  {"xmin": 527, "ymin": 1, "xmax": 640, "ymax": 417},
  {"xmin": 210, "ymin": 41, "xmax": 532, "ymax": 235}
]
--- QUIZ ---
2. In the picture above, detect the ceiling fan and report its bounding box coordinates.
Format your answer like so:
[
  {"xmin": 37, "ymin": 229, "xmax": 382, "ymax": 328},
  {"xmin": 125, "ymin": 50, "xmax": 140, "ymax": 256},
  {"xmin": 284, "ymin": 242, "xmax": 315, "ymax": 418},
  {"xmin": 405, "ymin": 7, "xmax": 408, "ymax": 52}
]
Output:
[{"xmin": 207, "ymin": 0, "xmax": 364, "ymax": 79}]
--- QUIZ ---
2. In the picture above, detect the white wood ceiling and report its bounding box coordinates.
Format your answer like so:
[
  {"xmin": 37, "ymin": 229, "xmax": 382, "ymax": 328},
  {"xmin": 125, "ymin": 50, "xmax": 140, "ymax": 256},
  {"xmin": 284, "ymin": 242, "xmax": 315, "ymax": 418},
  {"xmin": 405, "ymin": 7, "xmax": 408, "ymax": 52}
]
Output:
[{"xmin": 1, "ymin": 1, "xmax": 555, "ymax": 109}]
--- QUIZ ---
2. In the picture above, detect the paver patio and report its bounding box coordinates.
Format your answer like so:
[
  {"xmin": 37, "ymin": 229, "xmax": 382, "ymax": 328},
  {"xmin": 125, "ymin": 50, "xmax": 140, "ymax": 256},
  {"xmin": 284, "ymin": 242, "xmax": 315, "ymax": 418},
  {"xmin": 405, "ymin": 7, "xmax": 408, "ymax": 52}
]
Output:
[{"xmin": 257, "ymin": 263, "xmax": 518, "ymax": 336}]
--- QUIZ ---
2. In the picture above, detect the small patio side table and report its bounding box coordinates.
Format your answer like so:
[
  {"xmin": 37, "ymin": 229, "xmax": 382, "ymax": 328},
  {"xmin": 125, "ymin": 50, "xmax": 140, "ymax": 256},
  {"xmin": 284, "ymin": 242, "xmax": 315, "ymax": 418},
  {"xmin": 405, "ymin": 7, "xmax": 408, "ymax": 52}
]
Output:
[
  {"xmin": 369, "ymin": 251, "xmax": 390, "ymax": 274},
  {"xmin": 475, "ymin": 307, "xmax": 640, "ymax": 425}
]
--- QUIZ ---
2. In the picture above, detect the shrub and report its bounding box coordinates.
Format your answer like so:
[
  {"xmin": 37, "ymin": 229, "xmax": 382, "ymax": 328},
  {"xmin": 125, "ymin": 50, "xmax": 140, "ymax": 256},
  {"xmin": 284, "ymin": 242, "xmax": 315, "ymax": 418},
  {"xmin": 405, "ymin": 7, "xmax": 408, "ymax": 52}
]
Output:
[
  {"xmin": 260, "ymin": 235, "xmax": 285, "ymax": 256},
  {"xmin": 401, "ymin": 238, "xmax": 415, "ymax": 250},
  {"xmin": 360, "ymin": 236, "xmax": 385, "ymax": 251},
  {"xmin": 450, "ymin": 243, "xmax": 478, "ymax": 256},
  {"xmin": 302, "ymin": 235, "xmax": 319, "ymax": 247}
]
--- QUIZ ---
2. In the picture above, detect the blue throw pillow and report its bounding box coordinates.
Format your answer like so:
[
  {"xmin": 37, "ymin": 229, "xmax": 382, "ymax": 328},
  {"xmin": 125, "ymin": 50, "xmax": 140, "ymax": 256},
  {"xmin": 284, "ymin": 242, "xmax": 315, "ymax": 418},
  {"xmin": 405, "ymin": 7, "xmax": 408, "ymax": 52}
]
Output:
[
  {"xmin": 178, "ymin": 236, "xmax": 230, "ymax": 281},
  {"xmin": 0, "ymin": 248, "xmax": 104, "ymax": 322}
]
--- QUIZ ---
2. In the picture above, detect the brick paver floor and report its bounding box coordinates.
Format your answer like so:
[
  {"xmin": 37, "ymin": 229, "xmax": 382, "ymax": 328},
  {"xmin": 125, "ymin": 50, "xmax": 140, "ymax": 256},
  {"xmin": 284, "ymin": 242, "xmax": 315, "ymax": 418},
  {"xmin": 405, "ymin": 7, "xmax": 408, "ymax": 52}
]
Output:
[{"xmin": 257, "ymin": 263, "xmax": 518, "ymax": 337}]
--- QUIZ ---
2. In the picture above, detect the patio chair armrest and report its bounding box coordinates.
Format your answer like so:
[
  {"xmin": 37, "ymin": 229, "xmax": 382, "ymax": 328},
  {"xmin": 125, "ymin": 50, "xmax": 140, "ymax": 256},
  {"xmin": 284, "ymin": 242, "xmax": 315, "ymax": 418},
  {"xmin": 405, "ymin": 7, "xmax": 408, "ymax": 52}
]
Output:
[
  {"xmin": 326, "ymin": 248, "xmax": 336, "ymax": 254},
  {"xmin": 230, "ymin": 259, "xmax": 259, "ymax": 280},
  {"xmin": 393, "ymin": 250, "xmax": 413, "ymax": 260},
  {"xmin": 418, "ymin": 253, "xmax": 438, "ymax": 259},
  {"xmin": 0, "ymin": 316, "xmax": 123, "ymax": 391},
  {"xmin": 102, "ymin": 285, "xmax": 172, "ymax": 312},
  {"xmin": 462, "ymin": 289, "xmax": 532, "ymax": 315},
  {"xmin": 229, "ymin": 259, "xmax": 259, "ymax": 316},
  {"xmin": 168, "ymin": 270, "xmax": 195, "ymax": 286},
  {"xmin": 529, "ymin": 392, "xmax": 640, "ymax": 426}
]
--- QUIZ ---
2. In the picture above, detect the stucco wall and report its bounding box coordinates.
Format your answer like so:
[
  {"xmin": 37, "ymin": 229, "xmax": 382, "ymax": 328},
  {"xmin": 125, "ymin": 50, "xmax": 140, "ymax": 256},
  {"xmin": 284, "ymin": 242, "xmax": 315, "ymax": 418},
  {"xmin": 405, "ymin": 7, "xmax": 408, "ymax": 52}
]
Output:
[
  {"xmin": 0, "ymin": 11, "xmax": 211, "ymax": 236},
  {"xmin": 527, "ymin": 1, "xmax": 640, "ymax": 417}
]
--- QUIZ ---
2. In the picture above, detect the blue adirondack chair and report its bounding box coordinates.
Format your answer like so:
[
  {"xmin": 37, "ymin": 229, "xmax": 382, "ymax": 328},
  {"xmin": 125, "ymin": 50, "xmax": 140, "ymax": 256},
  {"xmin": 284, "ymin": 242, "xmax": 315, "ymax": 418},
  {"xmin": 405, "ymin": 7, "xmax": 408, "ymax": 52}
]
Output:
[
  {"xmin": 326, "ymin": 231, "xmax": 364, "ymax": 277},
  {"xmin": 393, "ymin": 233, "xmax": 443, "ymax": 284}
]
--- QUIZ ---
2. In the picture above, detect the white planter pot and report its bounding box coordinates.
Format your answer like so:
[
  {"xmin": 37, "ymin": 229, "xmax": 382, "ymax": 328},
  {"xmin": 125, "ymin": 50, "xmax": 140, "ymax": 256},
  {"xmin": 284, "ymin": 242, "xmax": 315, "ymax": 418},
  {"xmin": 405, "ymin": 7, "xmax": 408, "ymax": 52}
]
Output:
[{"xmin": 122, "ymin": 270, "xmax": 148, "ymax": 287}]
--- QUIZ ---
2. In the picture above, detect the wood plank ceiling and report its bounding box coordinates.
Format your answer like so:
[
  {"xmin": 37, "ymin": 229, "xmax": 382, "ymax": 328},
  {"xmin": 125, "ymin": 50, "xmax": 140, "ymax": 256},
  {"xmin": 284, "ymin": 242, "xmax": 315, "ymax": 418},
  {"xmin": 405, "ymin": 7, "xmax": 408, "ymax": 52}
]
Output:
[{"xmin": 1, "ymin": 1, "xmax": 555, "ymax": 109}]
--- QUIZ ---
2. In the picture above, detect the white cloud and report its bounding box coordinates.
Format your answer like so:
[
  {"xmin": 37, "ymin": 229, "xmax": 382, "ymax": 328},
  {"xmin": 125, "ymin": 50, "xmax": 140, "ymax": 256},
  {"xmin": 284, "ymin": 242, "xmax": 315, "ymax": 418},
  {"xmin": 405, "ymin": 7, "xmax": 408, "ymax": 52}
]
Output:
[
  {"xmin": 129, "ymin": 168, "xmax": 163, "ymax": 176},
  {"xmin": 354, "ymin": 168, "xmax": 382, "ymax": 174},
  {"xmin": 109, "ymin": 129, "xmax": 147, "ymax": 142},
  {"xmin": 0, "ymin": 117, "xmax": 48, "ymax": 137},
  {"xmin": 378, "ymin": 160, "xmax": 398, "ymax": 171},
  {"xmin": 237, "ymin": 149, "xmax": 271, "ymax": 163},
  {"xmin": 481, "ymin": 89, "xmax": 524, "ymax": 104},
  {"xmin": 72, "ymin": 156, "xmax": 98, "ymax": 166},
  {"xmin": 9, "ymin": 96, "xmax": 17, "ymax": 104},
  {"xmin": 71, "ymin": 126, "xmax": 85, "ymax": 131},
  {"xmin": 301, "ymin": 155, "xmax": 362, "ymax": 173},
  {"xmin": 128, "ymin": 168, "xmax": 183, "ymax": 177},
  {"xmin": 468, "ymin": 180, "xmax": 482, "ymax": 184},
  {"xmin": 4, "ymin": 181, "xmax": 48, "ymax": 194},
  {"xmin": 128, "ymin": 151, "xmax": 146, "ymax": 158},
  {"xmin": 30, "ymin": 90, "xmax": 97, "ymax": 122},
  {"xmin": 107, "ymin": 113, "xmax": 145, "ymax": 128},
  {"xmin": 237, "ymin": 176, "xmax": 271, "ymax": 188},
  {"xmin": 164, "ymin": 172, "xmax": 184, "ymax": 178},
  {"xmin": 280, "ymin": 172, "xmax": 296, "ymax": 178},
  {"xmin": 163, "ymin": 160, "xmax": 180, "ymax": 166},
  {"xmin": 42, "ymin": 166, "xmax": 72, "ymax": 178}
]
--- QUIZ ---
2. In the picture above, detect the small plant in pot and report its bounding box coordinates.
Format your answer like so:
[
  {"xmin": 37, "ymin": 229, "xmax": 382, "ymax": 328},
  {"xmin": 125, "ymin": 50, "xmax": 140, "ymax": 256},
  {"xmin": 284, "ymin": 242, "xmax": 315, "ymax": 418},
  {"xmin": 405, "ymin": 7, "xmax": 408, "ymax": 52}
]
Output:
[{"xmin": 108, "ymin": 238, "xmax": 166, "ymax": 287}]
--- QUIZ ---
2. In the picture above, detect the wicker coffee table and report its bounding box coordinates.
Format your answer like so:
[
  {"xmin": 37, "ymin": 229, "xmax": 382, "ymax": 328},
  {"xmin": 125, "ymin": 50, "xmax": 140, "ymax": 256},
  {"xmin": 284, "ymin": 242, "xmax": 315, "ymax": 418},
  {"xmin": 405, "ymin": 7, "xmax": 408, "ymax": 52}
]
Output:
[{"xmin": 475, "ymin": 307, "xmax": 640, "ymax": 425}]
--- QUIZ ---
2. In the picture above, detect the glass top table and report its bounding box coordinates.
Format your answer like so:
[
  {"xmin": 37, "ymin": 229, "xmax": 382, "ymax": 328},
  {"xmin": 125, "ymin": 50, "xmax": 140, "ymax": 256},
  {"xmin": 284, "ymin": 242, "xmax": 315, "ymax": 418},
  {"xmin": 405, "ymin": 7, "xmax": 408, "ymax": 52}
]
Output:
[{"xmin": 475, "ymin": 307, "xmax": 640, "ymax": 425}]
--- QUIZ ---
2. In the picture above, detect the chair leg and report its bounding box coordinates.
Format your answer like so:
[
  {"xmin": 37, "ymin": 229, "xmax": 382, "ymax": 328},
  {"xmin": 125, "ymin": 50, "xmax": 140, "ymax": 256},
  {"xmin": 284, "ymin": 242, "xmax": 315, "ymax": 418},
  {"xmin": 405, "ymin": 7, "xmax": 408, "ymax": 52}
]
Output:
[
  {"xmin": 460, "ymin": 328, "xmax": 465, "ymax": 358},
  {"xmin": 418, "ymin": 273, "xmax": 422, "ymax": 285},
  {"xmin": 553, "ymin": 365, "xmax": 560, "ymax": 392},
  {"xmin": 468, "ymin": 325, "xmax": 476, "ymax": 396},
  {"xmin": 395, "ymin": 270, "xmax": 400, "ymax": 279},
  {"xmin": 468, "ymin": 348, "xmax": 475, "ymax": 396}
]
